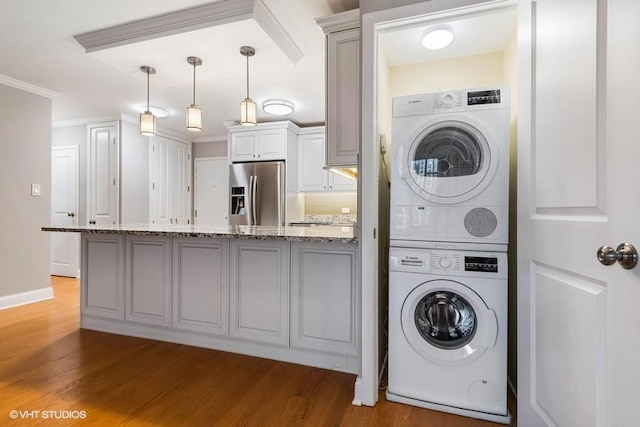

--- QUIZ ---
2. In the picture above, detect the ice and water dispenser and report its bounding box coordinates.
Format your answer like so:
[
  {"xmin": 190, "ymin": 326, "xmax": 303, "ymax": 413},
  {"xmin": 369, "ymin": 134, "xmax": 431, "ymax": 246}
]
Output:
[{"xmin": 231, "ymin": 187, "xmax": 245, "ymax": 215}]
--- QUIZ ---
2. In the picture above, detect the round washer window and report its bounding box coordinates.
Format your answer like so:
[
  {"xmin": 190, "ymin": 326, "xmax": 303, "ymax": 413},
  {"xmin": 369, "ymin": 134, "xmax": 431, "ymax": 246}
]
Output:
[
  {"xmin": 412, "ymin": 125, "xmax": 483, "ymax": 178},
  {"xmin": 414, "ymin": 291, "xmax": 477, "ymax": 350}
]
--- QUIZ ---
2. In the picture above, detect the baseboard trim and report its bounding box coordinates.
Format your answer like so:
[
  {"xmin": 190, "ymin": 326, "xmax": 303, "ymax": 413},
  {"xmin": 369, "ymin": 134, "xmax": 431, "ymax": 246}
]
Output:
[{"xmin": 0, "ymin": 287, "xmax": 54, "ymax": 311}]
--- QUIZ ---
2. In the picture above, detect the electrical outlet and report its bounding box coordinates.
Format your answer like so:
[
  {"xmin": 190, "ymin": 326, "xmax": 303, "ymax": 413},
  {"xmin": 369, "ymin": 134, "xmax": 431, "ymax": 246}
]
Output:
[{"xmin": 342, "ymin": 207, "xmax": 350, "ymax": 214}]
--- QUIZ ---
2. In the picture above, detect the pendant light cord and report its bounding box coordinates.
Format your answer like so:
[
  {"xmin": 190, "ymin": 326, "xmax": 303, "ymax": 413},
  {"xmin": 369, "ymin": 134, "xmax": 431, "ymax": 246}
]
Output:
[
  {"xmin": 246, "ymin": 54, "xmax": 250, "ymax": 99},
  {"xmin": 146, "ymin": 69, "xmax": 150, "ymax": 112},
  {"xmin": 192, "ymin": 63, "xmax": 197, "ymax": 105}
]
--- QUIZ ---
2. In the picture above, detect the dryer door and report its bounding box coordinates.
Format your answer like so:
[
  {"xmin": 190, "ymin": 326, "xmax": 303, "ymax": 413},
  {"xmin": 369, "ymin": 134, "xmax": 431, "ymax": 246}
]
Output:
[
  {"xmin": 401, "ymin": 279, "xmax": 498, "ymax": 366},
  {"xmin": 399, "ymin": 117, "xmax": 498, "ymax": 204}
]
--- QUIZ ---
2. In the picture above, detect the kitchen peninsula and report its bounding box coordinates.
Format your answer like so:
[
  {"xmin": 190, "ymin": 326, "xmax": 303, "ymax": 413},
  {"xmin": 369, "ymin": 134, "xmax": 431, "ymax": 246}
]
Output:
[{"xmin": 43, "ymin": 224, "xmax": 359, "ymax": 374}]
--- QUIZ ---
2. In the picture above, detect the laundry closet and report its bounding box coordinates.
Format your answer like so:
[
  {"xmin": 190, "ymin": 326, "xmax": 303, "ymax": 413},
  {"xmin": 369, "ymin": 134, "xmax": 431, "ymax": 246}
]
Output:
[{"xmin": 375, "ymin": 4, "xmax": 518, "ymax": 424}]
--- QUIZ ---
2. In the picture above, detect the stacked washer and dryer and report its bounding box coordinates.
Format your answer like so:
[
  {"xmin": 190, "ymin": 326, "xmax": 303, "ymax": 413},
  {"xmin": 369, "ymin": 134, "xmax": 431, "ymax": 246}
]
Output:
[{"xmin": 387, "ymin": 86, "xmax": 511, "ymax": 424}]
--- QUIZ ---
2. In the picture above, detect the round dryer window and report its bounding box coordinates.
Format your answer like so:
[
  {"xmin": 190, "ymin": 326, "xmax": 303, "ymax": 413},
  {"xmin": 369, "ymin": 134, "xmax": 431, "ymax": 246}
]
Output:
[
  {"xmin": 401, "ymin": 279, "xmax": 497, "ymax": 365},
  {"xmin": 403, "ymin": 119, "xmax": 498, "ymax": 204}
]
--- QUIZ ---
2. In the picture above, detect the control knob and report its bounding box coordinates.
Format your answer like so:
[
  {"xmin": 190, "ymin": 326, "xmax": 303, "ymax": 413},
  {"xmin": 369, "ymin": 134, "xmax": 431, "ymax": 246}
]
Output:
[{"xmin": 439, "ymin": 256, "xmax": 452, "ymax": 268}]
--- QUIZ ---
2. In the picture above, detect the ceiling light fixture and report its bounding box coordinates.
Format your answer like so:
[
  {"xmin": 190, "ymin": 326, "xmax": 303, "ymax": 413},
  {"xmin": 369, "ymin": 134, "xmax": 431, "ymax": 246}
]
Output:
[
  {"xmin": 137, "ymin": 105, "xmax": 168, "ymax": 118},
  {"xmin": 239, "ymin": 46, "xmax": 257, "ymax": 126},
  {"xmin": 263, "ymin": 99, "xmax": 294, "ymax": 116},
  {"xmin": 422, "ymin": 29, "xmax": 454, "ymax": 50},
  {"xmin": 140, "ymin": 65, "xmax": 157, "ymax": 136},
  {"xmin": 186, "ymin": 56, "xmax": 203, "ymax": 131}
]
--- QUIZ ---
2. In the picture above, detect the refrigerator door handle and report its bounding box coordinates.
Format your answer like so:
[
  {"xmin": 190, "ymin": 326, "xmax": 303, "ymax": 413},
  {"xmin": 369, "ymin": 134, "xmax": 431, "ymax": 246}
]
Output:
[
  {"xmin": 248, "ymin": 175, "xmax": 254, "ymax": 226},
  {"xmin": 252, "ymin": 175, "xmax": 258, "ymax": 226}
]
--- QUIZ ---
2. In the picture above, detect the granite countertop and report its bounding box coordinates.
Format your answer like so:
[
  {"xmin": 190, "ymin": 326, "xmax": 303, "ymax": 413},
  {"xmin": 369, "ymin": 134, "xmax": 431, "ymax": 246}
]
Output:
[{"xmin": 42, "ymin": 223, "xmax": 358, "ymax": 244}]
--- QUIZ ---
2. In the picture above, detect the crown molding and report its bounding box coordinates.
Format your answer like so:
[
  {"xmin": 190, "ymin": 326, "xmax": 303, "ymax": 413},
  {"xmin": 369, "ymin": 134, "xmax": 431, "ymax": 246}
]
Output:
[
  {"xmin": 0, "ymin": 74, "xmax": 58, "ymax": 99},
  {"xmin": 74, "ymin": 0, "xmax": 303, "ymax": 64},
  {"xmin": 316, "ymin": 9, "xmax": 360, "ymax": 34}
]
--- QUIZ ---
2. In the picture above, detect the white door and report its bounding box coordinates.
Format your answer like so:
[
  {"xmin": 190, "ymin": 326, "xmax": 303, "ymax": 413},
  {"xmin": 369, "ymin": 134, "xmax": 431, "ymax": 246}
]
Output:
[
  {"xmin": 51, "ymin": 146, "xmax": 79, "ymax": 277},
  {"xmin": 518, "ymin": 1, "xmax": 640, "ymax": 426},
  {"xmin": 194, "ymin": 157, "xmax": 228, "ymax": 226},
  {"xmin": 88, "ymin": 123, "xmax": 118, "ymax": 225}
]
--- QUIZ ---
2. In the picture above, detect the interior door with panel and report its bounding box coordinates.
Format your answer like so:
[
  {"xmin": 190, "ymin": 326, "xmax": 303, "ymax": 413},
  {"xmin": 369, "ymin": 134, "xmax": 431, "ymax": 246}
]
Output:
[
  {"xmin": 518, "ymin": 1, "xmax": 640, "ymax": 425},
  {"xmin": 51, "ymin": 146, "xmax": 79, "ymax": 277}
]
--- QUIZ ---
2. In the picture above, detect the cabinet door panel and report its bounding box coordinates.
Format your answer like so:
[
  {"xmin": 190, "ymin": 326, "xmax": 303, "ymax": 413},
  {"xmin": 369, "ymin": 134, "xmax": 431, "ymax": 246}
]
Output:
[
  {"xmin": 231, "ymin": 132, "xmax": 257, "ymax": 162},
  {"xmin": 230, "ymin": 240, "xmax": 289, "ymax": 345},
  {"xmin": 88, "ymin": 123, "xmax": 118, "ymax": 225},
  {"xmin": 125, "ymin": 236, "xmax": 171, "ymax": 327},
  {"xmin": 173, "ymin": 239, "xmax": 229, "ymax": 335},
  {"xmin": 258, "ymin": 129, "xmax": 287, "ymax": 160},
  {"xmin": 327, "ymin": 29, "xmax": 360, "ymax": 166},
  {"xmin": 298, "ymin": 133, "xmax": 328, "ymax": 192},
  {"xmin": 82, "ymin": 235, "xmax": 124, "ymax": 320},
  {"xmin": 291, "ymin": 243, "xmax": 358, "ymax": 355}
]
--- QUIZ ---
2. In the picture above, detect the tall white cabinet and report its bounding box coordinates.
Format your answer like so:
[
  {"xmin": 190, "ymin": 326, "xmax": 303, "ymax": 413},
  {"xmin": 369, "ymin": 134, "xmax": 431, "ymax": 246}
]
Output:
[
  {"xmin": 317, "ymin": 9, "xmax": 361, "ymax": 167},
  {"xmin": 87, "ymin": 122, "xmax": 119, "ymax": 225},
  {"xmin": 150, "ymin": 136, "xmax": 192, "ymax": 225},
  {"xmin": 85, "ymin": 117, "xmax": 191, "ymax": 226}
]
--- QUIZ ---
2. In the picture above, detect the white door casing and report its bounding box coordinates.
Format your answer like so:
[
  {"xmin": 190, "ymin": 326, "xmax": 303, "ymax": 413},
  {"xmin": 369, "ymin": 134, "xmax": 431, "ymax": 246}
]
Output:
[
  {"xmin": 194, "ymin": 157, "xmax": 229, "ymax": 226},
  {"xmin": 51, "ymin": 146, "xmax": 79, "ymax": 277},
  {"xmin": 518, "ymin": 0, "xmax": 640, "ymax": 425}
]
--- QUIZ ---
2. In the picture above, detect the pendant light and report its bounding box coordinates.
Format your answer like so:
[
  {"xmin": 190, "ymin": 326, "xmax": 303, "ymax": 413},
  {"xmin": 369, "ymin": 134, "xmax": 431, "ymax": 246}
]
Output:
[
  {"xmin": 140, "ymin": 65, "xmax": 157, "ymax": 136},
  {"xmin": 239, "ymin": 46, "xmax": 257, "ymax": 126},
  {"xmin": 186, "ymin": 56, "xmax": 203, "ymax": 131}
]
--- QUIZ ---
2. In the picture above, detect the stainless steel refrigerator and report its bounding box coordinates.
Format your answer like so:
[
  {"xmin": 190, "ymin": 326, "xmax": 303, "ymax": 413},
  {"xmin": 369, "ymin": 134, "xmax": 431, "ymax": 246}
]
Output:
[{"xmin": 229, "ymin": 161, "xmax": 285, "ymax": 226}]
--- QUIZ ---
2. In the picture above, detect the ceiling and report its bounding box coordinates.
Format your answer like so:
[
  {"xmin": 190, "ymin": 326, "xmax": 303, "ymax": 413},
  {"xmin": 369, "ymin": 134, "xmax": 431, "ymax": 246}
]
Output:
[
  {"xmin": 0, "ymin": 0, "xmax": 357, "ymax": 140},
  {"xmin": 1, "ymin": 1, "xmax": 515, "ymax": 141}
]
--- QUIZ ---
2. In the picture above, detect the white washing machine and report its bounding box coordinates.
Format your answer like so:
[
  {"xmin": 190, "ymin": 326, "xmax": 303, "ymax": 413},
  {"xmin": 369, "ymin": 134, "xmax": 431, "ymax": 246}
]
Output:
[
  {"xmin": 390, "ymin": 86, "xmax": 510, "ymax": 247},
  {"xmin": 387, "ymin": 246, "xmax": 511, "ymax": 425}
]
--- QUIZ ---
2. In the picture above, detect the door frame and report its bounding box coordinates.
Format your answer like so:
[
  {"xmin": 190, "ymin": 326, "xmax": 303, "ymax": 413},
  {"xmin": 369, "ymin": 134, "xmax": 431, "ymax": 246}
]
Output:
[
  {"xmin": 361, "ymin": 0, "xmax": 517, "ymax": 407},
  {"xmin": 51, "ymin": 144, "xmax": 80, "ymax": 277}
]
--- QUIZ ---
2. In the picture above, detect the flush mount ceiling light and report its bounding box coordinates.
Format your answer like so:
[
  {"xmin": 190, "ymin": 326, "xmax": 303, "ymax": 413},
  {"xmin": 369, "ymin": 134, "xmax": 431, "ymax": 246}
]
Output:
[
  {"xmin": 239, "ymin": 46, "xmax": 257, "ymax": 127},
  {"xmin": 186, "ymin": 56, "xmax": 203, "ymax": 132},
  {"xmin": 140, "ymin": 65, "xmax": 157, "ymax": 136},
  {"xmin": 422, "ymin": 29, "xmax": 454, "ymax": 50},
  {"xmin": 137, "ymin": 105, "xmax": 168, "ymax": 118},
  {"xmin": 263, "ymin": 99, "xmax": 294, "ymax": 116}
]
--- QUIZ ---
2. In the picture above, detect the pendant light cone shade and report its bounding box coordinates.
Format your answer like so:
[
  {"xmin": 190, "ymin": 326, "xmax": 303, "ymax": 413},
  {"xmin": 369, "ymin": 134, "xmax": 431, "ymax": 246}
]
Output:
[
  {"xmin": 140, "ymin": 65, "xmax": 157, "ymax": 136},
  {"xmin": 239, "ymin": 46, "xmax": 257, "ymax": 126},
  {"xmin": 186, "ymin": 56, "xmax": 202, "ymax": 131}
]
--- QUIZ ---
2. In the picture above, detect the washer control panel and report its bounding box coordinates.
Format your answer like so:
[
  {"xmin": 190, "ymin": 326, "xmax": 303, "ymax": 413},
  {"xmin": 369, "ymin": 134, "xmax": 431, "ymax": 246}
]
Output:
[{"xmin": 390, "ymin": 247, "xmax": 507, "ymax": 279}]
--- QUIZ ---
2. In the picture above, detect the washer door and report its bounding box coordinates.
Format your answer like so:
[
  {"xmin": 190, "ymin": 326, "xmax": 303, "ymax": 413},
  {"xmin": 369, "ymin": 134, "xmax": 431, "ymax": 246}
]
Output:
[
  {"xmin": 399, "ymin": 117, "xmax": 498, "ymax": 204},
  {"xmin": 401, "ymin": 279, "xmax": 498, "ymax": 366}
]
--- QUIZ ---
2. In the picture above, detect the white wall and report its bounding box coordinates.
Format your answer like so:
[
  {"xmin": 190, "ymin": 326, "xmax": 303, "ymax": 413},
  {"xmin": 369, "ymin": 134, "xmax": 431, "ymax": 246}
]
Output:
[
  {"xmin": 0, "ymin": 84, "xmax": 52, "ymax": 298},
  {"xmin": 193, "ymin": 140, "xmax": 227, "ymax": 158}
]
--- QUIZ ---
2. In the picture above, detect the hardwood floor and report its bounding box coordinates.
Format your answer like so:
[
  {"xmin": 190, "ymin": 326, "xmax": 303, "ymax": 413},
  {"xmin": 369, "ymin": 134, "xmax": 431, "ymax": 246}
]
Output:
[{"xmin": 0, "ymin": 277, "xmax": 516, "ymax": 426}]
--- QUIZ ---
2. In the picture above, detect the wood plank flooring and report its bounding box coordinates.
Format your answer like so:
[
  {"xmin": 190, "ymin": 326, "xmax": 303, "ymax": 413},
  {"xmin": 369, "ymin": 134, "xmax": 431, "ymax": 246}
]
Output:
[{"xmin": 0, "ymin": 277, "xmax": 516, "ymax": 426}]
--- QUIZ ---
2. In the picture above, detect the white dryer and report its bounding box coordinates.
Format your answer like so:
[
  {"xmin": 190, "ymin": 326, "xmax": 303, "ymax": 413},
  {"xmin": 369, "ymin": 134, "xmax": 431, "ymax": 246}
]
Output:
[
  {"xmin": 387, "ymin": 246, "xmax": 510, "ymax": 425},
  {"xmin": 390, "ymin": 86, "xmax": 510, "ymax": 246}
]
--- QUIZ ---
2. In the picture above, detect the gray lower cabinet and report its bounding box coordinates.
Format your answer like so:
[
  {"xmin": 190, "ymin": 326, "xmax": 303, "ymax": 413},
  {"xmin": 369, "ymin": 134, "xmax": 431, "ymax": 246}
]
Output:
[
  {"xmin": 172, "ymin": 238, "xmax": 229, "ymax": 336},
  {"xmin": 82, "ymin": 235, "xmax": 124, "ymax": 320},
  {"xmin": 125, "ymin": 236, "xmax": 172, "ymax": 327},
  {"xmin": 290, "ymin": 242, "xmax": 358, "ymax": 356},
  {"xmin": 229, "ymin": 240, "xmax": 290, "ymax": 346}
]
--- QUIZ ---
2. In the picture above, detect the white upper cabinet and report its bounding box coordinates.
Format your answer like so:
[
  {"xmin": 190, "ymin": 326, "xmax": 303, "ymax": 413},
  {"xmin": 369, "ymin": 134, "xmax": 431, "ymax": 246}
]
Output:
[
  {"xmin": 298, "ymin": 128, "xmax": 357, "ymax": 192},
  {"xmin": 227, "ymin": 122, "xmax": 299, "ymax": 163},
  {"xmin": 317, "ymin": 9, "xmax": 360, "ymax": 167}
]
